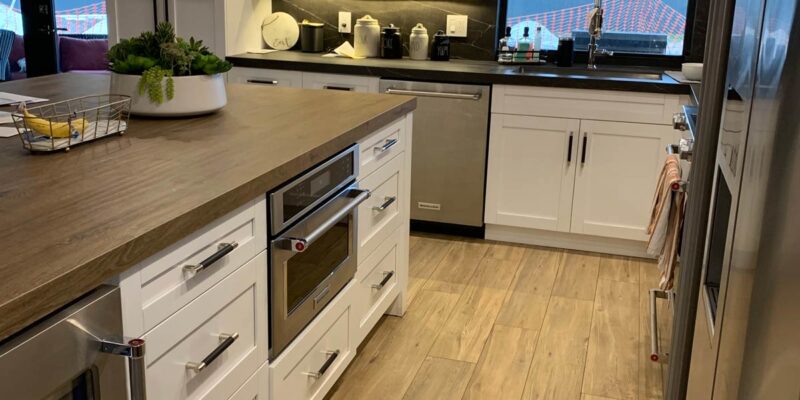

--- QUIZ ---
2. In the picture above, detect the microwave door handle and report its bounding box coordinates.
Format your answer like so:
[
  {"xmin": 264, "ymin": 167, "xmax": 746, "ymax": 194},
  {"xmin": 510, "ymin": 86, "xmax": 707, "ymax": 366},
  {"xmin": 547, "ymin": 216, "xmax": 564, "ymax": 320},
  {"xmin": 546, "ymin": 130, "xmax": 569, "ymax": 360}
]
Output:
[{"xmin": 283, "ymin": 188, "xmax": 371, "ymax": 252}]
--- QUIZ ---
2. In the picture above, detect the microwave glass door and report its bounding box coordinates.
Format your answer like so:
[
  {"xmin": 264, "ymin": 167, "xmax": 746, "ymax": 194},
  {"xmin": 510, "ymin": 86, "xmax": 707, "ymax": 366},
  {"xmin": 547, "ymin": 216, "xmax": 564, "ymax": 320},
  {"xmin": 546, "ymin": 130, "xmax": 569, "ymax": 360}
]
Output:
[
  {"xmin": 285, "ymin": 214, "xmax": 350, "ymax": 313},
  {"xmin": 274, "ymin": 151, "xmax": 355, "ymax": 233}
]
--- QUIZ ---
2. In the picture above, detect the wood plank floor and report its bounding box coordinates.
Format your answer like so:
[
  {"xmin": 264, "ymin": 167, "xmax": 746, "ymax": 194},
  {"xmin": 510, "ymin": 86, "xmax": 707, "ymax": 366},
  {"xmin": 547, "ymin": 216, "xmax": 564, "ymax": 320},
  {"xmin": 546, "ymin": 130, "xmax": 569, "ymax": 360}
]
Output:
[{"xmin": 328, "ymin": 234, "xmax": 667, "ymax": 400}]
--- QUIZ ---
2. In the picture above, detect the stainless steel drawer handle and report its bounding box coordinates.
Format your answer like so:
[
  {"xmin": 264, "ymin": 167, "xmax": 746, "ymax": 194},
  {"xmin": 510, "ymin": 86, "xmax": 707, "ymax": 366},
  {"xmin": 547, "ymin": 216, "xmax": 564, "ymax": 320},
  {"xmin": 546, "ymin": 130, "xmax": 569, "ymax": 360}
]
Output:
[
  {"xmin": 374, "ymin": 138, "xmax": 399, "ymax": 153},
  {"xmin": 186, "ymin": 332, "xmax": 239, "ymax": 372},
  {"xmin": 281, "ymin": 188, "xmax": 371, "ymax": 253},
  {"xmin": 183, "ymin": 242, "xmax": 239, "ymax": 275},
  {"xmin": 247, "ymin": 79, "xmax": 279, "ymax": 85},
  {"xmin": 371, "ymin": 271, "xmax": 395, "ymax": 290},
  {"xmin": 100, "ymin": 338, "xmax": 147, "ymax": 400},
  {"xmin": 384, "ymin": 88, "xmax": 482, "ymax": 101},
  {"xmin": 303, "ymin": 350, "xmax": 340, "ymax": 379},
  {"xmin": 372, "ymin": 196, "xmax": 397, "ymax": 212}
]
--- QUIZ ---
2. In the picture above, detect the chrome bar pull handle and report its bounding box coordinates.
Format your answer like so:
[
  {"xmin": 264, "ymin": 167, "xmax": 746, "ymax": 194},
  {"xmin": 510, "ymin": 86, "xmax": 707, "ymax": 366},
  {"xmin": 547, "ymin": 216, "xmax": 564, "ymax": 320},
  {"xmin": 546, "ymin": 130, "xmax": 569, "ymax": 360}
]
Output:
[
  {"xmin": 649, "ymin": 289, "xmax": 670, "ymax": 363},
  {"xmin": 374, "ymin": 138, "xmax": 399, "ymax": 153},
  {"xmin": 303, "ymin": 350, "xmax": 340, "ymax": 379},
  {"xmin": 385, "ymin": 88, "xmax": 482, "ymax": 100},
  {"xmin": 186, "ymin": 332, "xmax": 239, "ymax": 372},
  {"xmin": 567, "ymin": 131, "xmax": 574, "ymax": 163},
  {"xmin": 183, "ymin": 242, "xmax": 238, "ymax": 276},
  {"xmin": 581, "ymin": 133, "xmax": 589, "ymax": 165},
  {"xmin": 100, "ymin": 338, "xmax": 147, "ymax": 400},
  {"xmin": 372, "ymin": 271, "xmax": 395, "ymax": 290},
  {"xmin": 323, "ymin": 85, "xmax": 354, "ymax": 91},
  {"xmin": 247, "ymin": 79, "xmax": 279, "ymax": 85},
  {"xmin": 372, "ymin": 196, "xmax": 397, "ymax": 212}
]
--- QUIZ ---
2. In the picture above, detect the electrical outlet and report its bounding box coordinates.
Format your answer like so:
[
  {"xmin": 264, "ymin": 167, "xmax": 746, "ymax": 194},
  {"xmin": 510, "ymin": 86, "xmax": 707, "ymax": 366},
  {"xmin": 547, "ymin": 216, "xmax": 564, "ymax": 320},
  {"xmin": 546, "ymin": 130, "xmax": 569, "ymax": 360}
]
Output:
[
  {"xmin": 446, "ymin": 14, "xmax": 468, "ymax": 37},
  {"xmin": 339, "ymin": 11, "xmax": 352, "ymax": 33}
]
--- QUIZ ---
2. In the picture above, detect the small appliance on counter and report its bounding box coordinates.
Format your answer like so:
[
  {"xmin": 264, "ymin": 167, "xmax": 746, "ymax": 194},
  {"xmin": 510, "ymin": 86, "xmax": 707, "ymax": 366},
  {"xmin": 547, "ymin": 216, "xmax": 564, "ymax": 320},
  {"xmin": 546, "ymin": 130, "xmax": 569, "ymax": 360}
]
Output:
[
  {"xmin": 300, "ymin": 20, "xmax": 324, "ymax": 52},
  {"xmin": 557, "ymin": 37, "xmax": 575, "ymax": 67},
  {"xmin": 381, "ymin": 24, "xmax": 403, "ymax": 59},
  {"xmin": 431, "ymin": 30, "xmax": 450, "ymax": 61},
  {"xmin": 409, "ymin": 23, "xmax": 429, "ymax": 60},
  {"xmin": 354, "ymin": 15, "xmax": 380, "ymax": 58}
]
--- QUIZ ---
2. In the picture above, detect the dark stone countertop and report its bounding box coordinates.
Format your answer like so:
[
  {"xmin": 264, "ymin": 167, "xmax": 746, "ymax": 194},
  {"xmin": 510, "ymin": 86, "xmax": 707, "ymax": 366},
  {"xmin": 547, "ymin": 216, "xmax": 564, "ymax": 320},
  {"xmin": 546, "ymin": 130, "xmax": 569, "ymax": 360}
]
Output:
[{"xmin": 228, "ymin": 51, "xmax": 692, "ymax": 95}]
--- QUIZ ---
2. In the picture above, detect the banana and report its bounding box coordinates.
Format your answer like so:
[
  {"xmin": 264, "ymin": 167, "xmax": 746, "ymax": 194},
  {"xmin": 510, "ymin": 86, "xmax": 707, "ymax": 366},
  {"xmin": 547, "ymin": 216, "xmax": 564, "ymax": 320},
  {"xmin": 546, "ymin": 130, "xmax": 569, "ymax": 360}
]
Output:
[{"xmin": 22, "ymin": 110, "xmax": 88, "ymax": 138}]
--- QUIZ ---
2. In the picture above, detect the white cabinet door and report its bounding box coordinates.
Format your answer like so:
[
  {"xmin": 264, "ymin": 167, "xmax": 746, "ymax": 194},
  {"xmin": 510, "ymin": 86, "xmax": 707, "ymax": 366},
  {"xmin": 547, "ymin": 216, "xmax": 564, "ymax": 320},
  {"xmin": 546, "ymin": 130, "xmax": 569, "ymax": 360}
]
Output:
[
  {"xmin": 227, "ymin": 67, "xmax": 303, "ymax": 88},
  {"xmin": 485, "ymin": 114, "xmax": 580, "ymax": 232},
  {"xmin": 571, "ymin": 120, "xmax": 678, "ymax": 241},
  {"xmin": 167, "ymin": 0, "xmax": 226, "ymax": 55},
  {"xmin": 302, "ymin": 72, "xmax": 380, "ymax": 93},
  {"xmin": 107, "ymin": 0, "xmax": 155, "ymax": 43}
]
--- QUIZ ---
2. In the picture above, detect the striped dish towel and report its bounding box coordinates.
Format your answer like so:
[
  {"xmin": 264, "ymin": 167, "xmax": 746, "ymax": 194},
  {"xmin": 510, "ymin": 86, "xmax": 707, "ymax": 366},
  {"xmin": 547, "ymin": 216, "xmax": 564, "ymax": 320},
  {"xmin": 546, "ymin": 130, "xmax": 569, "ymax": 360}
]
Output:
[{"xmin": 646, "ymin": 154, "xmax": 685, "ymax": 290}]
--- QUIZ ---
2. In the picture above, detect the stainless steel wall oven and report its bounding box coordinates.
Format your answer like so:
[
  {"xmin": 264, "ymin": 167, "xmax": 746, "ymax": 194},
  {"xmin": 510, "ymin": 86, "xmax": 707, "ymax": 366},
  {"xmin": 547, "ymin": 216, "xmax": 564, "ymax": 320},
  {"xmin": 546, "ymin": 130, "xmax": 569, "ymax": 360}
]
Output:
[{"xmin": 268, "ymin": 145, "xmax": 368, "ymax": 360}]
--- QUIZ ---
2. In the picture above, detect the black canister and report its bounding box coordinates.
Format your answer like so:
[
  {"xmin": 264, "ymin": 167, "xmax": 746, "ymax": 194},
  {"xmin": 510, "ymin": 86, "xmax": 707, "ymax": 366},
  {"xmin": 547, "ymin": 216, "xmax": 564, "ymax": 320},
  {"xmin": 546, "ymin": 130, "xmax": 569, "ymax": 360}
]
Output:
[
  {"xmin": 431, "ymin": 30, "xmax": 450, "ymax": 61},
  {"xmin": 381, "ymin": 24, "xmax": 403, "ymax": 59},
  {"xmin": 557, "ymin": 37, "xmax": 574, "ymax": 67},
  {"xmin": 300, "ymin": 21, "xmax": 324, "ymax": 52}
]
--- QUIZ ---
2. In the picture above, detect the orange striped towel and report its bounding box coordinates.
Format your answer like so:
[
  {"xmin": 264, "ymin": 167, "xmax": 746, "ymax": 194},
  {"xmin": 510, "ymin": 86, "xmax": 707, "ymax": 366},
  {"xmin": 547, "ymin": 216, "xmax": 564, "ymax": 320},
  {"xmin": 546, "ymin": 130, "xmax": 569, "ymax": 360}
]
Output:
[{"xmin": 647, "ymin": 155, "xmax": 684, "ymax": 290}]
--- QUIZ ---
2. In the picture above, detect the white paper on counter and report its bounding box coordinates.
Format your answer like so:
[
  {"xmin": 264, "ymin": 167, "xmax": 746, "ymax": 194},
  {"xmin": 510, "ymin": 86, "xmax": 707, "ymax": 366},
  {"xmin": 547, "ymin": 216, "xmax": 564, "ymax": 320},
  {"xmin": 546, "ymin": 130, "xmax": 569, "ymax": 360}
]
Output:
[
  {"xmin": 0, "ymin": 111, "xmax": 13, "ymax": 124},
  {"xmin": 0, "ymin": 126, "xmax": 18, "ymax": 138},
  {"xmin": 0, "ymin": 92, "xmax": 48, "ymax": 106},
  {"xmin": 332, "ymin": 41, "xmax": 365, "ymax": 59}
]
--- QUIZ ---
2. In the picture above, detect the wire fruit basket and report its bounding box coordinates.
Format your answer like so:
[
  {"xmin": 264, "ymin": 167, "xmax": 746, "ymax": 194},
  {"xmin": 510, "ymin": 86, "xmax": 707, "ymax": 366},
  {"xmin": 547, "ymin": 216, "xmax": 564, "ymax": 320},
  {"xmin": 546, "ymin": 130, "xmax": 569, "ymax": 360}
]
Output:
[{"xmin": 12, "ymin": 94, "xmax": 131, "ymax": 153}]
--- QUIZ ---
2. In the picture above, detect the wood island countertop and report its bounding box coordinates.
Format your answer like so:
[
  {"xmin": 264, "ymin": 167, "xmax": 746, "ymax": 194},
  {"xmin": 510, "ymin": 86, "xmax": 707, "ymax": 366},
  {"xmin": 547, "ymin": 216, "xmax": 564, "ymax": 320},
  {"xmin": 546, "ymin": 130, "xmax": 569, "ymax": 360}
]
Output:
[{"xmin": 0, "ymin": 73, "xmax": 416, "ymax": 341}]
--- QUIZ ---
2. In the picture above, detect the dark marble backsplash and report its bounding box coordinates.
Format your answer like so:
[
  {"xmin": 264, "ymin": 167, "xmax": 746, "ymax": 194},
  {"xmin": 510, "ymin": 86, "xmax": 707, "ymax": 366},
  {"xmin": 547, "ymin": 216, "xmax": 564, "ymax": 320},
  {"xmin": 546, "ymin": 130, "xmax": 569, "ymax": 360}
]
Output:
[{"xmin": 272, "ymin": 0, "xmax": 500, "ymax": 60}]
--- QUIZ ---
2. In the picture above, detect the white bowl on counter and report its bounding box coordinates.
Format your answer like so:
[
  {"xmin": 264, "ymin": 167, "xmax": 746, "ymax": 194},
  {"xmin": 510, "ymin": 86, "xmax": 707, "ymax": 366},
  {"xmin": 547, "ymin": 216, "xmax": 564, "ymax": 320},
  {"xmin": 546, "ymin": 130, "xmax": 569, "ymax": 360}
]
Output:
[{"xmin": 682, "ymin": 63, "xmax": 703, "ymax": 81}]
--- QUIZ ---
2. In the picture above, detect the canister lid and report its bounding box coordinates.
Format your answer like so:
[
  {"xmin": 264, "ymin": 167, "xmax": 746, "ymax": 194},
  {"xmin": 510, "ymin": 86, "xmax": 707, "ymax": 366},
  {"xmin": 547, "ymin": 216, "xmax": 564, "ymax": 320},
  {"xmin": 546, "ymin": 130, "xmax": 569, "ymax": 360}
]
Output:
[
  {"xmin": 300, "ymin": 19, "xmax": 324, "ymax": 27},
  {"xmin": 356, "ymin": 15, "xmax": 379, "ymax": 25},
  {"xmin": 382, "ymin": 23, "xmax": 400, "ymax": 33},
  {"xmin": 412, "ymin": 23, "xmax": 427, "ymax": 33}
]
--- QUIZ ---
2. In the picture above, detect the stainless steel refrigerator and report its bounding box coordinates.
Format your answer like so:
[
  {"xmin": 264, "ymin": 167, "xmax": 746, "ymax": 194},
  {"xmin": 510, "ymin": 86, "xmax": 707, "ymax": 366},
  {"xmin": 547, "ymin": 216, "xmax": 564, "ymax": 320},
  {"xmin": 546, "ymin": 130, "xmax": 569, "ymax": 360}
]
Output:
[{"xmin": 666, "ymin": 0, "xmax": 800, "ymax": 397}]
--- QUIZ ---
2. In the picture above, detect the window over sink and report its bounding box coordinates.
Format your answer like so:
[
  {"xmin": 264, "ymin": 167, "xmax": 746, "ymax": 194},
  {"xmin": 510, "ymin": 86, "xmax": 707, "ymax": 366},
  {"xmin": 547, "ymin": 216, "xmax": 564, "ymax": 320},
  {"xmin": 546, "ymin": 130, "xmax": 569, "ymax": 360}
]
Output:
[{"xmin": 502, "ymin": 0, "xmax": 692, "ymax": 57}]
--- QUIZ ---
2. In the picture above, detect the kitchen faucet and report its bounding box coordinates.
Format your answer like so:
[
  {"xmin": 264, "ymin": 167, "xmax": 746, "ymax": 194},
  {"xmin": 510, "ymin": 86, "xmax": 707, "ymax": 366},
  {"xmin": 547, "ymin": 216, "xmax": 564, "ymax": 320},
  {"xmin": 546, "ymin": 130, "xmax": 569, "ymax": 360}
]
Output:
[{"xmin": 587, "ymin": 0, "xmax": 613, "ymax": 69}]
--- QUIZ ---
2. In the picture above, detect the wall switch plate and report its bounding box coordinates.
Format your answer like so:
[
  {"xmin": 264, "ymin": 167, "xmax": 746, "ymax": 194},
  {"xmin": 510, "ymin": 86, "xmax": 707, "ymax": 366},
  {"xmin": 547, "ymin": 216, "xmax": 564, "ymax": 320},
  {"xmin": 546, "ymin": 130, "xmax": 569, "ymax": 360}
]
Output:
[
  {"xmin": 446, "ymin": 14, "xmax": 468, "ymax": 37},
  {"xmin": 339, "ymin": 11, "xmax": 352, "ymax": 33}
]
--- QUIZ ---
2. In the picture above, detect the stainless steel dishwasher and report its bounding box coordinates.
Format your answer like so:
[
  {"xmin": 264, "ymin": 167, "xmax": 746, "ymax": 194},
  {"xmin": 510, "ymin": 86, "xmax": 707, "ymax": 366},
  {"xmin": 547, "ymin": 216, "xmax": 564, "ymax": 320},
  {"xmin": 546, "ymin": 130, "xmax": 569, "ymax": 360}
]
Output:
[{"xmin": 380, "ymin": 80, "xmax": 490, "ymax": 234}]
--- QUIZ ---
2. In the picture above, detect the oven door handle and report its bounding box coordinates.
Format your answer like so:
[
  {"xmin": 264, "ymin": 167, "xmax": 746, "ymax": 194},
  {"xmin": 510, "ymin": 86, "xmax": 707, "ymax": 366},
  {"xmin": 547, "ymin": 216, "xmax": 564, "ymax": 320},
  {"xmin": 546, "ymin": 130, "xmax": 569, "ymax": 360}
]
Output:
[{"xmin": 281, "ymin": 188, "xmax": 371, "ymax": 252}]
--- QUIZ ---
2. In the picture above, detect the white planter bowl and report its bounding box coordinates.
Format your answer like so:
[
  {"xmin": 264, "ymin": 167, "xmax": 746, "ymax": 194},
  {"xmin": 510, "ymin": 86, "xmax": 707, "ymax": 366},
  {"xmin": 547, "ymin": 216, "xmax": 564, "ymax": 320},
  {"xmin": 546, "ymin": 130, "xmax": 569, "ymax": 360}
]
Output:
[{"xmin": 110, "ymin": 73, "xmax": 227, "ymax": 117}]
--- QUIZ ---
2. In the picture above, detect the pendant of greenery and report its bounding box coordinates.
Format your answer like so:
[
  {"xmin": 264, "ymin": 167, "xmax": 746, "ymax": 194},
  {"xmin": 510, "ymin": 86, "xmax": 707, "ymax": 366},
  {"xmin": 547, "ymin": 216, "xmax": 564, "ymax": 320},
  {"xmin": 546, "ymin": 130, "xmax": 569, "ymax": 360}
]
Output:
[{"xmin": 108, "ymin": 22, "xmax": 233, "ymax": 104}]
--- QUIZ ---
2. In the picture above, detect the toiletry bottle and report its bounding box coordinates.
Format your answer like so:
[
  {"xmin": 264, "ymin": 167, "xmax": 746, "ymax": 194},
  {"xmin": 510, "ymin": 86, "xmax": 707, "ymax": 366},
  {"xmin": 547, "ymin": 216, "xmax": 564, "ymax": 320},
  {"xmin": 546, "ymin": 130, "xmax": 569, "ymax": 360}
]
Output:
[
  {"xmin": 515, "ymin": 27, "xmax": 530, "ymax": 62},
  {"xmin": 499, "ymin": 26, "xmax": 513, "ymax": 62},
  {"xmin": 533, "ymin": 26, "xmax": 543, "ymax": 62}
]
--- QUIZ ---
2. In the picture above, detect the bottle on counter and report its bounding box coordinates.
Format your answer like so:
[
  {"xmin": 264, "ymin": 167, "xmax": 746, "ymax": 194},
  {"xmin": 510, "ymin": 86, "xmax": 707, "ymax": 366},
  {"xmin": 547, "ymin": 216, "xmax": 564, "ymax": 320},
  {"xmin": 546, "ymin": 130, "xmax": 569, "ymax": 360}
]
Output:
[
  {"xmin": 515, "ymin": 26, "xmax": 531, "ymax": 62},
  {"xmin": 533, "ymin": 26, "xmax": 543, "ymax": 62},
  {"xmin": 354, "ymin": 15, "xmax": 381, "ymax": 58},
  {"xmin": 409, "ymin": 23, "xmax": 429, "ymax": 60},
  {"xmin": 498, "ymin": 26, "xmax": 515, "ymax": 63}
]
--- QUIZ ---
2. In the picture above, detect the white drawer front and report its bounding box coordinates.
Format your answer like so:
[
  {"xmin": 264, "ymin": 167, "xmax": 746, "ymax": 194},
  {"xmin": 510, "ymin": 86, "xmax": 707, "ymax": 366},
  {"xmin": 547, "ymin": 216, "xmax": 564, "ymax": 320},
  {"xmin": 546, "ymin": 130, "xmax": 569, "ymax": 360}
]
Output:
[
  {"xmin": 123, "ymin": 197, "xmax": 266, "ymax": 335},
  {"xmin": 301, "ymin": 72, "xmax": 380, "ymax": 93},
  {"xmin": 492, "ymin": 85, "xmax": 681, "ymax": 125},
  {"xmin": 270, "ymin": 285, "xmax": 354, "ymax": 400},
  {"xmin": 229, "ymin": 362, "xmax": 269, "ymax": 400},
  {"xmin": 357, "ymin": 154, "xmax": 404, "ymax": 264},
  {"xmin": 357, "ymin": 117, "xmax": 406, "ymax": 181},
  {"xmin": 228, "ymin": 67, "xmax": 303, "ymax": 88},
  {"xmin": 144, "ymin": 251, "xmax": 267, "ymax": 400},
  {"xmin": 353, "ymin": 225, "xmax": 402, "ymax": 344}
]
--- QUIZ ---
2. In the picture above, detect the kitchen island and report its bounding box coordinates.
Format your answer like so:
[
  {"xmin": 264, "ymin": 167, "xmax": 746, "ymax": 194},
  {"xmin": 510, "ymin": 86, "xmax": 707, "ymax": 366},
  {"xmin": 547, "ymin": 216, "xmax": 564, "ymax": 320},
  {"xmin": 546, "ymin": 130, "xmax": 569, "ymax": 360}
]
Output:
[{"xmin": 0, "ymin": 72, "xmax": 415, "ymax": 342}]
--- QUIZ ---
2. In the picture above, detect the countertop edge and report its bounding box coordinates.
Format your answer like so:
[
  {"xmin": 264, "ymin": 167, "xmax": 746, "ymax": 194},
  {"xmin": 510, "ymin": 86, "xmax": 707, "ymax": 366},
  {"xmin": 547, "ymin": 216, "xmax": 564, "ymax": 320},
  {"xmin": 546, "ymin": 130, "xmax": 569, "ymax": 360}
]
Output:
[
  {"xmin": 227, "ymin": 53, "xmax": 692, "ymax": 96},
  {"xmin": 0, "ymin": 97, "xmax": 417, "ymax": 343}
]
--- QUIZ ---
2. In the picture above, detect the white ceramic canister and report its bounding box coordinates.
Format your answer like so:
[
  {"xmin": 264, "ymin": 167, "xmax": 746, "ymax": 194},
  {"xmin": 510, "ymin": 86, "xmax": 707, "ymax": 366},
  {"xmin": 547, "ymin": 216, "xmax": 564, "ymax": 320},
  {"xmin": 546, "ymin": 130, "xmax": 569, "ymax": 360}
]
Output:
[
  {"xmin": 409, "ymin": 23, "xmax": 429, "ymax": 60},
  {"xmin": 354, "ymin": 15, "xmax": 381, "ymax": 58}
]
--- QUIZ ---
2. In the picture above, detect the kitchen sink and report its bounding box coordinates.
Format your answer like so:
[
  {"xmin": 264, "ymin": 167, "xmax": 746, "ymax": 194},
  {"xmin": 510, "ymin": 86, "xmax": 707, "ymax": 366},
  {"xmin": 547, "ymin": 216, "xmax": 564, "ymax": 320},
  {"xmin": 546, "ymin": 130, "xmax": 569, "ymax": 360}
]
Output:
[{"xmin": 507, "ymin": 65, "xmax": 664, "ymax": 81}]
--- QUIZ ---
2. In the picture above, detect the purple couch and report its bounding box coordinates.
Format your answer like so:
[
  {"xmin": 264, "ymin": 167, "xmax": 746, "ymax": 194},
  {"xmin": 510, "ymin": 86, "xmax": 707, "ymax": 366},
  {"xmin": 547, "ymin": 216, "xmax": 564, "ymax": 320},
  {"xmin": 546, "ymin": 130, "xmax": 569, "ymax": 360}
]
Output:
[{"xmin": 8, "ymin": 35, "xmax": 108, "ymax": 80}]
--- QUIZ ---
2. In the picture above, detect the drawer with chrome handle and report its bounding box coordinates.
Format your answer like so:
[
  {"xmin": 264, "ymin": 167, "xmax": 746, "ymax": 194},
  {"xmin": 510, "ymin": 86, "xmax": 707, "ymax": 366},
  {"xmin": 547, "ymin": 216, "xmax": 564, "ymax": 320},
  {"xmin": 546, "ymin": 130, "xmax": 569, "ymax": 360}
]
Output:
[
  {"xmin": 247, "ymin": 79, "xmax": 279, "ymax": 85},
  {"xmin": 183, "ymin": 242, "xmax": 239, "ymax": 276},
  {"xmin": 357, "ymin": 118, "xmax": 406, "ymax": 181},
  {"xmin": 374, "ymin": 138, "xmax": 399, "ymax": 154},
  {"xmin": 371, "ymin": 271, "xmax": 395, "ymax": 290},
  {"xmin": 303, "ymin": 350, "xmax": 340, "ymax": 379},
  {"xmin": 372, "ymin": 196, "xmax": 397, "ymax": 212},
  {"xmin": 186, "ymin": 332, "xmax": 239, "ymax": 372}
]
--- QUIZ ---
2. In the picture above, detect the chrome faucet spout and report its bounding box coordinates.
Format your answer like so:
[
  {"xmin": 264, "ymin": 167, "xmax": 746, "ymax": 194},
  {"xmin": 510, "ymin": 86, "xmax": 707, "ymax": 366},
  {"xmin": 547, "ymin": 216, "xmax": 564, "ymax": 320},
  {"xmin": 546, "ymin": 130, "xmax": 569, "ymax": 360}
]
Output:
[{"xmin": 587, "ymin": 0, "xmax": 612, "ymax": 69}]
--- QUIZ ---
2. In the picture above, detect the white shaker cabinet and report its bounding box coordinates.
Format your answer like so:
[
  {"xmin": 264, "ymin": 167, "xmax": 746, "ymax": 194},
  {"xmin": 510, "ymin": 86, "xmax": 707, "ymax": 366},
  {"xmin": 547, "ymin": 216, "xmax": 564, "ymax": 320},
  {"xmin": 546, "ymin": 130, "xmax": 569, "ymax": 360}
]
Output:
[
  {"xmin": 485, "ymin": 114, "xmax": 580, "ymax": 232},
  {"xmin": 227, "ymin": 67, "xmax": 304, "ymax": 88},
  {"xmin": 571, "ymin": 120, "xmax": 678, "ymax": 241}
]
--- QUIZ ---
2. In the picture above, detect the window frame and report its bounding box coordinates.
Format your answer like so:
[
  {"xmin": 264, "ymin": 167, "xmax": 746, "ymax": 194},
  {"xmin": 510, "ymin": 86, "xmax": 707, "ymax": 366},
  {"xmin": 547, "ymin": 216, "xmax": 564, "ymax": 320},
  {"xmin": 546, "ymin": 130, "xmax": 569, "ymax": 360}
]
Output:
[{"xmin": 496, "ymin": 0, "xmax": 698, "ymax": 68}]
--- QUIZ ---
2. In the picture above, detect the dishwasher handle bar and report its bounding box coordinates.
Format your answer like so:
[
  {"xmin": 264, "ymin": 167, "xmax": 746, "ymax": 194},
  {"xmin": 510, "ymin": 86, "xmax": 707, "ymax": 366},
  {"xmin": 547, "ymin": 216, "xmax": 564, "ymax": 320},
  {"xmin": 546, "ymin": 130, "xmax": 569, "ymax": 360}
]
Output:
[{"xmin": 384, "ymin": 88, "xmax": 482, "ymax": 101}]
